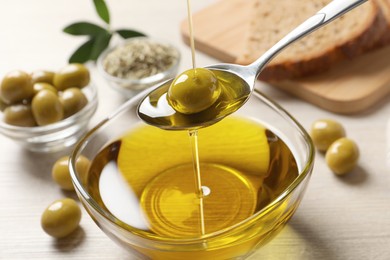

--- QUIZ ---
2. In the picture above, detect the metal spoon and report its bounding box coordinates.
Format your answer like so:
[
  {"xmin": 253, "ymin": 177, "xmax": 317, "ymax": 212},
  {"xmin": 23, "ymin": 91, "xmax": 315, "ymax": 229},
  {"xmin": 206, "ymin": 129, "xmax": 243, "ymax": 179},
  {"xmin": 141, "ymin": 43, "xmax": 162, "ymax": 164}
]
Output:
[{"xmin": 138, "ymin": 0, "xmax": 366, "ymax": 130}]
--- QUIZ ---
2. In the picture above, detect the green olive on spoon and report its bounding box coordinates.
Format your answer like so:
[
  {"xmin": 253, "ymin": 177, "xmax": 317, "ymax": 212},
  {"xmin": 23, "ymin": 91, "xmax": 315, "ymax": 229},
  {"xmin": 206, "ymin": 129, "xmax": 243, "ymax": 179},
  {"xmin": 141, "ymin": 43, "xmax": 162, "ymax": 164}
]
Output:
[{"xmin": 167, "ymin": 68, "xmax": 221, "ymax": 115}]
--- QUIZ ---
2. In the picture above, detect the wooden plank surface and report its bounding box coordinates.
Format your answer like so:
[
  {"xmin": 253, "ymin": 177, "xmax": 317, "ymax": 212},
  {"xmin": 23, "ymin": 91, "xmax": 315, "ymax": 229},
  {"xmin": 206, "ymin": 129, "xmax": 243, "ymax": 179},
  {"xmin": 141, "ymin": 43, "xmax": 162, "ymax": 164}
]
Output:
[{"xmin": 181, "ymin": 0, "xmax": 390, "ymax": 114}]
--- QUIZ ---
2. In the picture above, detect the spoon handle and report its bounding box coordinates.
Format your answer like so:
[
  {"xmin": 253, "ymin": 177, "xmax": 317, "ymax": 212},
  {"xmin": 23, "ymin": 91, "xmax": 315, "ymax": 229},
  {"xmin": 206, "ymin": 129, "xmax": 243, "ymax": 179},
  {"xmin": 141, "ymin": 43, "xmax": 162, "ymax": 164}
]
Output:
[{"xmin": 249, "ymin": 0, "xmax": 367, "ymax": 78}]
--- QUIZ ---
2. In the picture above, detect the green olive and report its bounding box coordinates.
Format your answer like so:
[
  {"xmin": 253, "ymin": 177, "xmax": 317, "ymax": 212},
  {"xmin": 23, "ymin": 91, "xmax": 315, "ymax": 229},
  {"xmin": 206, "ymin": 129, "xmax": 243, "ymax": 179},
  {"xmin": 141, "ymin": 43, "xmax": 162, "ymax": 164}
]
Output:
[
  {"xmin": 32, "ymin": 90, "xmax": 64, "ymax": 126},
  {"xmin": 167, "ymin": 68, "xmax": 220, "ymax": 114},
  {"xmin": 41, "ymin": 198, "xmax": 82, "ymax": 238},
  {"xmin": 31, "ymin": 70, "xmax": 55, "ymax": 84},
  {"xmin": 3, "ymin": 104, "xmax": 37, "ymax": 127},
  {"xmin": 53, "ymin": 63, "xmax": 90, "ymax": 91},
  {"xmin": 59, "ymin": 88, "xmax": 88, "ymax": 118},
  {"xmin": 52, "ymin": 155, "xmax": 90, "ymax": 191},
  {"xmin": 33, "ymin": 82, "xmax": 57, "ymax": 95},
  {"xmin": 0, "ymin": 70, "xmax": 34, "ymax": 104},
  {"xmin": 325, "ymin": 138, "xmax": 359, "ymax": 175},
  {"xmin": 310, "ymin": 119, "xmax": 346, "ymax": 152}
]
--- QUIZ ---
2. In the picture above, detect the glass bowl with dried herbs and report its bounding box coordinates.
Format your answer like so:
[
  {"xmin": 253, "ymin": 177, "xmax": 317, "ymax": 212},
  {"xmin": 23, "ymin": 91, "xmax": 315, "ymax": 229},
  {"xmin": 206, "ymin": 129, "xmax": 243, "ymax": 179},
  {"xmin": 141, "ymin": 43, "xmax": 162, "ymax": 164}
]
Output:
[{"xmin": 97, "ymin": 37, "xmax": 180, "ymax": 98}]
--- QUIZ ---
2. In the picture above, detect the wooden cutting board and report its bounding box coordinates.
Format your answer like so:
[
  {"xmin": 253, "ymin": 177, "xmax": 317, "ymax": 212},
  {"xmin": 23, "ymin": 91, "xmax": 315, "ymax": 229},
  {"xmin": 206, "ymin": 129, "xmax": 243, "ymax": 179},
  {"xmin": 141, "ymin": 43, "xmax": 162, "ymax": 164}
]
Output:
[{"xmin": 180, "ymin": 0, "xmax": 390, "ymax": 114}]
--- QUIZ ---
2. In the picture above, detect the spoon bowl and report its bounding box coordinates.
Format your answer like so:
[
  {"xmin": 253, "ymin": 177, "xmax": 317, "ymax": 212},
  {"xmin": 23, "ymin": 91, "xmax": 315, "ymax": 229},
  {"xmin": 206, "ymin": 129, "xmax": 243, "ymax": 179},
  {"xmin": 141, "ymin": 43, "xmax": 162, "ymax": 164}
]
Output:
[
  {"xmin": 138, "ymin": 0, "xmax": 366, "ymax": 130},
  {"xmin": 138, "ymin": 68, "xmax": 251, "ymax": 130}
]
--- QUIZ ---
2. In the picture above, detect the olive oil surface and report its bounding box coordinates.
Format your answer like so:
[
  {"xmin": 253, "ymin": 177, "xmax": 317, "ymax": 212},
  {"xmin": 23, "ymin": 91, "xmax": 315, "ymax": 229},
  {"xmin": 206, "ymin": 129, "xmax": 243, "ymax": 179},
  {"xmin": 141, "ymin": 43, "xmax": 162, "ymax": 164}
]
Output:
[{"xmin": 87, "ymin": 117, "xmax": 298, "ymax": 239}]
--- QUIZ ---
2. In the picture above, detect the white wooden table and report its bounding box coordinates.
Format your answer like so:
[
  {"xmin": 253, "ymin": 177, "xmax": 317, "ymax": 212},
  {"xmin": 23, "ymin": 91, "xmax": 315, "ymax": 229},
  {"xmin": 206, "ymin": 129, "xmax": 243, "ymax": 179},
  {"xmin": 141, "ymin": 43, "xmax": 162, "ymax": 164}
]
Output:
[{"xmin": 1, "ymin": 1, "xmax": 390, "ymax": 259}]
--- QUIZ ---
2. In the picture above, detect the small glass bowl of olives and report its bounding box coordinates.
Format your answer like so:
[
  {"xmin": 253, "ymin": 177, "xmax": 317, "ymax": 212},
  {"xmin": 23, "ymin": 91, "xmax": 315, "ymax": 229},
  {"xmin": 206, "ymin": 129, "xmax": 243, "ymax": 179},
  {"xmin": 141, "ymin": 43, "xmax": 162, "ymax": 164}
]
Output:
[
  {"xmin": 0, "ymin": 64, "xmax": 98, "ymax": 152},
  {"xmin": 97, "ymin": 37, "xmax": 181, "ymax": 98}
]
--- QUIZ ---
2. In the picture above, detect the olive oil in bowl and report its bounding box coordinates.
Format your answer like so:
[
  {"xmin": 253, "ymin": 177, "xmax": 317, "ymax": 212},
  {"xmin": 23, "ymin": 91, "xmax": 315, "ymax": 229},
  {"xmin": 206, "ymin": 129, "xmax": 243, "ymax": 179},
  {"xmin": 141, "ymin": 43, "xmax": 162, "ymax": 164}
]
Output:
[{"xmin": 85, "ymin": 116, "xmax": 300, "ymax": 259}]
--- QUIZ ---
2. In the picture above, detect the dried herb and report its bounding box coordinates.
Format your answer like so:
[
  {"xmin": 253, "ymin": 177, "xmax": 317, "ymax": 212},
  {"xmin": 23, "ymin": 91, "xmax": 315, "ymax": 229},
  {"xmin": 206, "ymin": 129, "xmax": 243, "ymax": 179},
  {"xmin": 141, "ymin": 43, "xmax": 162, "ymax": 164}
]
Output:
[
  {"xmin": 63, "ymin": 0, "xmax": 146, "ymax": 64},
  {"xmin": 103, "ymin": 38, "xmax": 179, "ymax": 79}
]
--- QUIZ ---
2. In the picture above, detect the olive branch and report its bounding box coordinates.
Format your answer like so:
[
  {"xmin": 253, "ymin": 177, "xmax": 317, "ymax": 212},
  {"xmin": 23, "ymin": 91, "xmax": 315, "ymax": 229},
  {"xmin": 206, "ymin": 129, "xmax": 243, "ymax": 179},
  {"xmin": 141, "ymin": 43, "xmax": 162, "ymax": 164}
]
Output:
[{"xmin": 63, "ymin": 0, "xmax": 146, "ymax": 63}]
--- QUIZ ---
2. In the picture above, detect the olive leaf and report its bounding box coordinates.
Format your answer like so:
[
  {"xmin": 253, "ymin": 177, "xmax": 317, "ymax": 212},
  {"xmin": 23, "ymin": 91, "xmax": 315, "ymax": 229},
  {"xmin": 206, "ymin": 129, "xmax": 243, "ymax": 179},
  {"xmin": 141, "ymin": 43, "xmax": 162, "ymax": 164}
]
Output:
[
  {"xmin": 93, "ymin": 0, "xmax": 110, "ymax": 25},
  {"xmin": 63, "ymin": 22, "xmax": 106, "ymax": 36},
  {"xmin": 90, "ymin": 32, "xmax": 112, "ymax": 61},
  {"xmin": 64, "ymin": 0, "xmax": 146, "ymax": 64},
  {"xmin": 69, "ymin": 38, "xmax": 96, "ymax": 63},
  {"xmin": 116, "ymin": 29, "xmax": 146, "ymax": 39}
]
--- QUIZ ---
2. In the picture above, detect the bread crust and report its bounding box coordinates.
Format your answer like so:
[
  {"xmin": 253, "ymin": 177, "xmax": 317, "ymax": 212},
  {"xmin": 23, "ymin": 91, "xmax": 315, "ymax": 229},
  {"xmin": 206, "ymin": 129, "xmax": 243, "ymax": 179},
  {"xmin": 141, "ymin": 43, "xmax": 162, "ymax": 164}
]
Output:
[{"xmin": 237, "ymin": 0, "xmax": 389, "ymax": 81}]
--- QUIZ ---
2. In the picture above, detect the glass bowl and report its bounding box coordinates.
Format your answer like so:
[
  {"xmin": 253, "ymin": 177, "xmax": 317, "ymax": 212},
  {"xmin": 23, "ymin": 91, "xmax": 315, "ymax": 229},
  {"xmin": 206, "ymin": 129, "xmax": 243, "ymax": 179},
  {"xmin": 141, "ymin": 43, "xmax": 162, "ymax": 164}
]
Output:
[
  {"xmin": 97, "ymin": 37, "xmax": 181, "ymax": 98},
  {"xmin": 0, "ymin": 83, "xmax": 98, "ymax": 153},
  {"xmin": 70, "ymin": 88, "xmax": 314, "ymax": 259}
]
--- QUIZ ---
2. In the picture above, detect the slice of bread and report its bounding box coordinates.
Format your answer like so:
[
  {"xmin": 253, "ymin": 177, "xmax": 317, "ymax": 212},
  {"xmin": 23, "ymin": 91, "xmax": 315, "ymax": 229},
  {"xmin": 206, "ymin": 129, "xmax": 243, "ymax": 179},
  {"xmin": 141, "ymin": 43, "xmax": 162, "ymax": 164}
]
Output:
[{"xmin": 236, "ymin": 0, "xmax": 388, "ymax": 81}]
